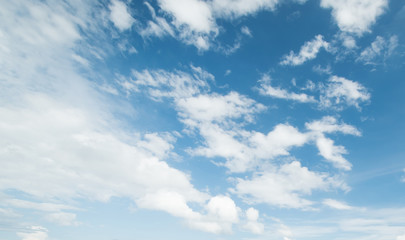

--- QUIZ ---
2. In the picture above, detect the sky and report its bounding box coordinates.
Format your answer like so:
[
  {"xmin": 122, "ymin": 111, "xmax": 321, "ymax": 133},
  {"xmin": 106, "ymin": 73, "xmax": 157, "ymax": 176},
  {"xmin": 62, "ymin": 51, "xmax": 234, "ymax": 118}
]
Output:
[{"xmin": 0, "ymin": 0, "xmax": 405, "ymax": 239}]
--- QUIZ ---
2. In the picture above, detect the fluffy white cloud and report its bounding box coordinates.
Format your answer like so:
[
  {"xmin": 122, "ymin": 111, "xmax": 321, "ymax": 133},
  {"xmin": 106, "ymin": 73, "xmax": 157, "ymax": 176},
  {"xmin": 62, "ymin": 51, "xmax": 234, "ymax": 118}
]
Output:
[
  {"xmin": 280, "ymin": 35, "xmax": 329, "ymax": 66},
  {"xmin": 158, "ymin": 0, "xmax": 215, "ymax": 33},
  {"xmin": 0, "ymin": 1, "xmax": 244, "ymax": 235},
  {"xmin": 177, "ymin": 92, "xmax": 265, "ymax": 125},
  {"xmin": 109, "ymin": 0, "xmax": 135, "ymax": 31},
  {"xmin": 243, "ymin": 208, "xmax": 264, "ymax": 234},
  {"xmin": 306, "ymin": 116, "xmax": 360, "ymax": 171},
  {"xmin": 323, "ymin": 198, "xmax": 353, "ymax": 210},
  {"xmin": 257, "ymin": 74, "xmax": 316, "ymax": 103},
  {"xmin": 316, "ymin": 135, "xmax": 351, "ymax": 170},
  {"xmin": 357, "ymin": 35, "xmax": 399, "ymax": 64},
  {"xmin": 320, "ymin": 76, "xmax": 370, "ymax": 110},
  {"xmin": 305, "ymin": 116, "xmax": 361, "ymax": 136},
  {"xmin": 320, "ymin": 0, "xmax": 388, "ymax": 35},
  {"xmin": 233, "ymin": 161, "xmax": 347, "ymax": 208}
]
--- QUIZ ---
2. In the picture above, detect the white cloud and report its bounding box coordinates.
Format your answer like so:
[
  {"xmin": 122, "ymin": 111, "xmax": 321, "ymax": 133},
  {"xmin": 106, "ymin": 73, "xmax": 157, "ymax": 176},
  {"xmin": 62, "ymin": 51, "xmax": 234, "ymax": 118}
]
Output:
[
  {"xmin": 233, "ymin": 161, "xmax": 347, "ymax": 208},
  {"xmin": 323, "ymin": 198, "xmax": 353, "ymax": 210},
  {"xmin": 158, "ymin": 0, "xmax": 215, "ymax": 34},
  {"xmin": 320, "ymin": 0, "xmax": 388, "ymax": 35},
  {"xmin": 0, "ymin": 1, "xmax": 244, "ymax": 235},
  {"xmin": 401, "ymin": 169, "xmax": 405, "ymax": 183},
  {"xmin": 320, "ymin": 76, "xmax": 370, "ymax": 110},
  {"xmin": 315, "ymin": 136, "xmax": 351, "ymax": 170},
  {"xmin": 241, "ymin": 26, "xmax": 252, "ymax": 37},
  {"xmin": 257, "ymin": 74, "xmax": 316, "ymax": 103},
  {"xmin": 312, "ymin": 64, "xmax": 332, "ymax": 75},
  {"xmin": 280, "ymin": 35, "xmax": 329, "ymax": 66},
  {"xmin": 210, "ymin": 0, "xmax": 280, "ymax": 19},
  {"xmin": 140, "ymin": 2, "xmax": 175, "ymax": 38},
  {"xmin": 306, "ymin": 116, "xmax": 360, "ymax": 171},
  {"xmin": 357, "ymin": 35, "xmax": 399, "ymax": 64},
  {"xmin": 120, "ymin": 66, "xmax": 212, "ymax": 100},
  {"xmin": 109, "ymin": 0, "xmax": 135, "ymax": 31},
  {"xmin": 305, "ymin": 116, "xmax": 361, "ymax": 136},
  {"xmin": 17, "ymin": 226, "xmax": 48, "ymax": 240},
  {"xmin": 243, "ymin": 208, "xmax": 264, "ymax": 234},
  {"xmin": 177, "ymin": 92, "xmax": 265, "ymax": 126},
  {"xmin": 398, "ymin": 234, "xmax": 405, "ymax": 240},
  {"xmin": 206, "ymin": 195, "xmax": 239, "ymax": 223}
]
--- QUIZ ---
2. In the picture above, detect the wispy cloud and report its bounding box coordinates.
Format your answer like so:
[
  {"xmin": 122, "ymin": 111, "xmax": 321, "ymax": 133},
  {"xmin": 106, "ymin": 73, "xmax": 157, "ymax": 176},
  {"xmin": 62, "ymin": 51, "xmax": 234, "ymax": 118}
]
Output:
[{"xmin": 280, "ymin": 35, "xmax": 330, "ymax": 66}]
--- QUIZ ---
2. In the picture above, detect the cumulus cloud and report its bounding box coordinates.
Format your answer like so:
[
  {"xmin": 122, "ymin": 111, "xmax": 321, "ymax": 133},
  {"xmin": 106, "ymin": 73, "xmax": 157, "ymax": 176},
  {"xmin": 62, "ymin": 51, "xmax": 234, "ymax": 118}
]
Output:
[
  {"xmin": 357, "ymin": 35, "xmax": 399, "ymax": 64},
  {"xmin": 320, "ymin": 76, "xmax": 370, "ymax": 110},
  {"xmin": 0, "ymin": 1, "xmax": 244, "ymax": 235},
  {"xmin": 139, "ymin": 0, "xmax": 309, "ymax": 51},
  {"xmin": 257, "ymin": 74, "xmax": 316, "ymax": 103},
  {"xmin": 306, "ymin": 116, "xmax": 360, "ymax": 171},
  {"xmin": 109, "ymin": 0, "xmax": 135, "ymax": 31},
  {"xmin": 305, "ymin": 116, "xmax": 361, "ymax": 136},
  {"xmin": 233, "ymin": 161, "xmax": 347, "ymax": 208},
  {"xmin": 158, "ymin": 0, "xmax": 215, "ymax": 33},
  {"xmin": 280, "ymin": 35, "xmax": 330, "ymax": 66},
  {"xmin": 320, "ymin": 0, "xmax": 388, "ymax": 35},
  {"xmin": 243, "ymin": 208, "xmax": 264, "ymax": 234}
]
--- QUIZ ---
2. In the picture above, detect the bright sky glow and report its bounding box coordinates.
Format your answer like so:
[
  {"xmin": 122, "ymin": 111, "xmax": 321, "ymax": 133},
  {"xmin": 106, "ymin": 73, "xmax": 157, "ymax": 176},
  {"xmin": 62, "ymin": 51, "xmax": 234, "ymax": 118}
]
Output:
[{"xmin": 1, "ymin": 0, "xmax": 405, "ymax": 240}]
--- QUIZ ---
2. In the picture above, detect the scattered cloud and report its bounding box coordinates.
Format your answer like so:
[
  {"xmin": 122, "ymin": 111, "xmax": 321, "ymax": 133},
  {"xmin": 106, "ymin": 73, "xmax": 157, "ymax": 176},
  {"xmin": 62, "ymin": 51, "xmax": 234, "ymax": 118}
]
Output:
[
  {"xmin": 109, "ymin": 0, "xmax": 135, "ymax": 31},
  {"xmin": 320, "ymin": 0, "xmax": 388, "ymax": 35},
  {"xmin": 280, "ymin": 35, "xmax": 329, "ymax": 66},
  {"xmin": 305, "ymin": 116, "xmax": 361, "ymax": 136},
  {"xmin": 357, "ymin": 35, "xmax": 399, "ymax": 64},
  {"xmin": 257, "ymin": 74, "xmax": 316, "ymax": 103},
  {"xmin": 320, "ymin": 76, "xmax": 371, "ymax": 110},
  {"xmin": 233, "ymin": 161, "xmax": 347, "ymax": 208},
  {"xmin": 323, "ymin": 198, "xmax": 353, "ymax": 210},
  {"xmin": 312, "ymin": 64, "xmax": 332, "ymax": 75},
  {"xmin": 241, "ymin": 26, "xmax": 252, "ymax": 37},
  {"xmin": 306, "ymin": 116, "xmax": 360, "ymax": 171}
]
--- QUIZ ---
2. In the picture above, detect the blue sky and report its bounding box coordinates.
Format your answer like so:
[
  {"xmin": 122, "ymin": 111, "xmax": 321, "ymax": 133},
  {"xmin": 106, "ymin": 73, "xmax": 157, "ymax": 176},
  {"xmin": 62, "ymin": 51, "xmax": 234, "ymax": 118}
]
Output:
[{"xmin": 1, "ymin": 0, "xmax": 405, "ymax": 239}]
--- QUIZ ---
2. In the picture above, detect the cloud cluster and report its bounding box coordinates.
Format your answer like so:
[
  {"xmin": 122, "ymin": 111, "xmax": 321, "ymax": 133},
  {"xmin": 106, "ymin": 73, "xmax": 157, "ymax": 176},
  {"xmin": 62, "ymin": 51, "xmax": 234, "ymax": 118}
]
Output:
[
  {"xmin": 258, "ymin": 74, "xmax": 370, "ymax": 111},
  {"xmin": 357, "ymin": 35, "xmax": 399, "ymax": 64},
  {"xmin": 320, "ymin": 0, "xmax": 388, "ymax": 35},
  {"xmin": 0, "ymin": 0, "xmax": 248, "ymax": 235},
  {"xmin": 120, "ymin": 65, "xmax": 359, "ymax": 209}
]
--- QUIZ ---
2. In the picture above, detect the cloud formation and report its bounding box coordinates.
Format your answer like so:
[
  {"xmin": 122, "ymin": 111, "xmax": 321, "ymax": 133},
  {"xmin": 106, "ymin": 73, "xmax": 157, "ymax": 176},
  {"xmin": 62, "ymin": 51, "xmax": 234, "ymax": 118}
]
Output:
[
  {"xmin": 320, "ymin": 0, "xmax": 388, "ymax": 35},
  {"xmin": 280, "ymin": 35, "xmax": 330, "ymax": 66}
]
